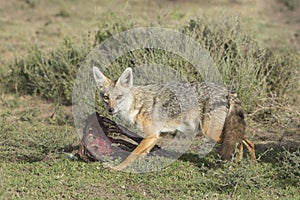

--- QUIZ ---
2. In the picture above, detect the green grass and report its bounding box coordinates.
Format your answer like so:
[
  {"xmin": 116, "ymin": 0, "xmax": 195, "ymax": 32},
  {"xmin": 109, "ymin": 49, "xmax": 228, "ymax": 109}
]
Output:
[
  {"xmin": 1, "ymin": 148, "xmax": 299, "ymax": 199},
  {"xmin": 1, "ymin": 5, "xmax": 300, "ymax": 199},
  {"xmin": 0, "ymin": 96, "xmax": 299, "ymax": 199}
]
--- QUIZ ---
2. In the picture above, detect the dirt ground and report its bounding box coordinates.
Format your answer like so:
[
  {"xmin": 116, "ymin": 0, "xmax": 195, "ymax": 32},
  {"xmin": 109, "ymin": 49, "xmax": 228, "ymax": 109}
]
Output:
[{"xmin": 1, "ymin": 0, "xmax": 299, "ymax": 64}]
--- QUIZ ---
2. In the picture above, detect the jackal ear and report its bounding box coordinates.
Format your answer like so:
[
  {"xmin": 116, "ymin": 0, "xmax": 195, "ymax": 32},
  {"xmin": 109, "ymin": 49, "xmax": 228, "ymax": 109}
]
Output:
[
  {"xmin": 117, "ymin": 68, "xmax": 133, "ymax": 88},
  {"xmin": 93, "ymin": 67, "xmax": 110, "ymax": 90}
]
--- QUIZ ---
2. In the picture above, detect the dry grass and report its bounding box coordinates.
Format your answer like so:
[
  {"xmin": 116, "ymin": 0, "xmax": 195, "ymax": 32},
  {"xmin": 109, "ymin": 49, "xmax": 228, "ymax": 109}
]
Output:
[{"xmin": 0, "ymin": 0, "xmax": 299, "ymax": 199}]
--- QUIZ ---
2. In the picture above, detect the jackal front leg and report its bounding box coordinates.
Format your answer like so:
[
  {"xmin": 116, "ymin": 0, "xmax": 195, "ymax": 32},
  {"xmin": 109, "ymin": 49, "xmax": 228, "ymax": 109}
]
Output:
[{"xmin": 111, "ymin": 134, "xmax": 159, "ymax": 171}]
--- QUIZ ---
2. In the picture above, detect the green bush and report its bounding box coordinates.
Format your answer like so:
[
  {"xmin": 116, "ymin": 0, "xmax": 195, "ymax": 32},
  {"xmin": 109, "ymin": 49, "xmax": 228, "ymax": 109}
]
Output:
[
  {"xmin": 8, "ymin": 37, "xmax": 91, "ymax": 105},
  {"xmin": 5, "ymin": 16, "xmax": 300, "ymax": 115},
  {"xmin": 181, "ymin": 17, "xmax": 299, "ymax": 112}
]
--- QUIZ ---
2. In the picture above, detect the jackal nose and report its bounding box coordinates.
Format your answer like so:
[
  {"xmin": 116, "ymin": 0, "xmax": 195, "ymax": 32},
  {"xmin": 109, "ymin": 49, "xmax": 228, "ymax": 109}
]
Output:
[{"xmin": 107, "ymin": 107, "xmax": 115, "ymax": 115}]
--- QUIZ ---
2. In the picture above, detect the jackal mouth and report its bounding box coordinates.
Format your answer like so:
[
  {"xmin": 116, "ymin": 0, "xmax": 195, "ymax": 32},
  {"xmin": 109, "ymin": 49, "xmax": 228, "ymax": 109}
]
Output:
[{"xmin": 108, "ymin": 113, "xmax": 117, "ymax": 117}]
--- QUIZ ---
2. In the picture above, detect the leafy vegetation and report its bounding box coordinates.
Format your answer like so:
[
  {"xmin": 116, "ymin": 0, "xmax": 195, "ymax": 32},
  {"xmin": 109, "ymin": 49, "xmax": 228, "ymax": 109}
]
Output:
[
  {"xmin": 5, "ymin": 16, "xmax": 299, "ymax": 119},
  {"xmin": 0, "ymin": 1, "xmax": 299, "ymax": 199},
  {"xmin": 7, "ymin": 37, "xmax": 91, "ymax": 105}
]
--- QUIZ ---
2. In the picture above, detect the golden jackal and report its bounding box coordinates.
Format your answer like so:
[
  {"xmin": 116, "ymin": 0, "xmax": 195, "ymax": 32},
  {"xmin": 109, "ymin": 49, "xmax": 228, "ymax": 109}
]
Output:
[{"xmin": 93, "ymin": 67, "xmax": 255, "ymax": 170}]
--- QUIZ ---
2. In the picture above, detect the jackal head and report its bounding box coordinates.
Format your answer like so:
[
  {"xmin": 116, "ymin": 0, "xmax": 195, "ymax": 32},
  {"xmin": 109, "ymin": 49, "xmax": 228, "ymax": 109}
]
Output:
[{"xmin": 93, "ymin": 67, "xmax": 133, "ymax": 116}]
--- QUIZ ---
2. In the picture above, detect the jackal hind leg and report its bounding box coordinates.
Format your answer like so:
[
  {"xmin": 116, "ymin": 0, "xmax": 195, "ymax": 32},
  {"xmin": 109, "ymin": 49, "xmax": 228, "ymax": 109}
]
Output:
[{"xmin": 242, "ymin": 138, "xmax": 256, "ymax": 160}]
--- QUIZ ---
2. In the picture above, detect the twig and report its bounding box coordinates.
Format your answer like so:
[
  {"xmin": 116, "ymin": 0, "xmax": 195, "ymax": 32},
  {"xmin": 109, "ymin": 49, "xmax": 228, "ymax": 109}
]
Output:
[
  {"xmin": 231, "ymin": 181, "xmax": 239, "ymax": 199},
  {"xmin": 256, "ymin": 148, "xmax": 274, "ymax": 162}
]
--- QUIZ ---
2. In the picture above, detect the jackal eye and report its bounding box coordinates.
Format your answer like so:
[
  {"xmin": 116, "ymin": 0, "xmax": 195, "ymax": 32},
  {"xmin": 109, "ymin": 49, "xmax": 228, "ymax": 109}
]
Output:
[
  {"xmin": 116, "ymin": 95, "xmax": 123, "ymax": 100},
  {"xmin": 103, "ymin": 95, "xmax": 109, "ymax": 101}
]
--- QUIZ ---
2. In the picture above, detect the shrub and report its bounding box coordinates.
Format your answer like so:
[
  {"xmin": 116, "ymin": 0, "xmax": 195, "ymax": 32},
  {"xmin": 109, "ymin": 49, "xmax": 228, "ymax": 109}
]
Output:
[
  {"xmin": 8, "ymin": 37, "xmax": 91, "ymax": 105},
  {"xmin": 5, "ymin": 16, "xmax": 300, "ymax": 117},
  {"xmin": 181, "ymin": 17, "xmax": 299, "ymax": 113}
]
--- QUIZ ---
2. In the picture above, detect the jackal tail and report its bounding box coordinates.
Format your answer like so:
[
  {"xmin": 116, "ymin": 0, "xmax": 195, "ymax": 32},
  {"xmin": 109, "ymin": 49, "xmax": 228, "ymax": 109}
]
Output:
[{"xmin": 219, "ymin": 94, "xmax": 256, "ymax": 161}]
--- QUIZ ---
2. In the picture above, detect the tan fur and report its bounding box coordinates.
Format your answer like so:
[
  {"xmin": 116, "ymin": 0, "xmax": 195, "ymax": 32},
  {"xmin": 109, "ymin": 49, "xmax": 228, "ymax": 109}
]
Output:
[{"xmin": 93, "ymin": 67, "xmax": 256, "ymax": 170}]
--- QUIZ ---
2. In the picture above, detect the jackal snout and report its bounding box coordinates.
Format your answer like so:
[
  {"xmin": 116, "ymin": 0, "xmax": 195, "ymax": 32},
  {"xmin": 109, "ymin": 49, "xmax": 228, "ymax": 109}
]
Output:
[{"xmin": 107, "ymin": 107, "xmax": 115, "ymax": 115}]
